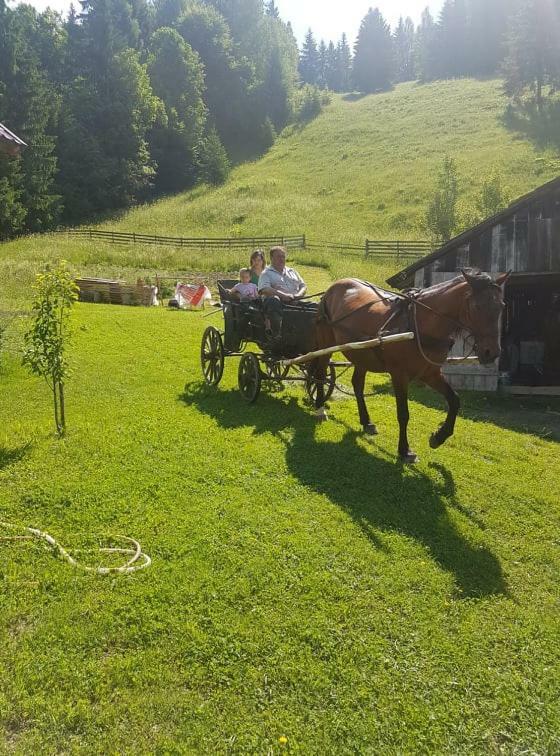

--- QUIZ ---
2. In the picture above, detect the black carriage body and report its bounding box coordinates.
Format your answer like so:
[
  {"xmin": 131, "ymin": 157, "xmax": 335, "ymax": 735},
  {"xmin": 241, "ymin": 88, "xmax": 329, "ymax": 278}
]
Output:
[
  {"xmin": 201, "ymin": 281, "xmax": 337, "ymax": 404},
  {"xmin": 219, "ymin": 280, "xmax": 318, "ymax": 358}
]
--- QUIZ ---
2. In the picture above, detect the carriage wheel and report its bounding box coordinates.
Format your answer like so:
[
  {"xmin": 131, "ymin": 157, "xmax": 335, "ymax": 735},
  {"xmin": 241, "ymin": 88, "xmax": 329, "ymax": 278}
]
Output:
[
  {"xmin": 306, "ymin": 363, "xmax": 336, "ymax": 404},
  {"xmin": 265, "ymin": 360, "xmax": 290, "ymax": 381},
  {"xmin": 238, "ymin": 353, "xmax": 262, "ymax": 403},
  {"xmin": 201, "ymin": 326, "xmax": 225, "ymax": 386}
]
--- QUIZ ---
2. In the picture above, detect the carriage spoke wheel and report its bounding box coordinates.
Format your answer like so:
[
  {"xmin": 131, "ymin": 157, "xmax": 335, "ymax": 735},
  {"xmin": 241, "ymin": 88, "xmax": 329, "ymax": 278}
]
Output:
[
  {"xmin": 238, "ymin": 353, "xmax": 262, "ymax": 403},
  {"xmin": 306, "ymin": 363, "xmax": 336, "ymax": 403},
  {"xmin": 265, "ymin": 360, "xmax": 290, "ymax": 381},
  {"xmin": 201, "ymin": 326, "xmax": 225, "ymax": 386}
]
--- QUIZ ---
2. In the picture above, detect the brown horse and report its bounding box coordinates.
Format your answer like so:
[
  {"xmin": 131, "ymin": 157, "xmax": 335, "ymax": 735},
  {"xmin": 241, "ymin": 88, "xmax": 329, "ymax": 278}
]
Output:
[{"xmin": 311, "ymin": 270, "xmax": 508, "ymax": 463}]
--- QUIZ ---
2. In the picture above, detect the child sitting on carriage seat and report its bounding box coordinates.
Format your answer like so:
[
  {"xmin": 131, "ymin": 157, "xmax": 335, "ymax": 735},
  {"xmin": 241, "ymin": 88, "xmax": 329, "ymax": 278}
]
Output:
[{"xmin": 228, "ymin": 268, "xmax": 259, "ymax": 302}]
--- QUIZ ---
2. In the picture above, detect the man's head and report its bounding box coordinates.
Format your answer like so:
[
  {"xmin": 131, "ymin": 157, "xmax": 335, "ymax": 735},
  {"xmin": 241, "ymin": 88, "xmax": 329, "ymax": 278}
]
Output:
[
  {"xmin": 270, "ymin": 246, "xmax": 287, "ymax": 272},
  {"xmin": 239, "ymin": 268, "xmax": 251, "ymax": 284}
]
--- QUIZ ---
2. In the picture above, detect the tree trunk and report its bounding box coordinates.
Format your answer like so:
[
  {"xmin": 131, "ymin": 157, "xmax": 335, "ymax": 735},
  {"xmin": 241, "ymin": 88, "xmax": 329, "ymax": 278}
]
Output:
[
  {"xmin": 52, "ymin": 381, "xmax": 61, "ymax": 434},
  {"xmin": 58, "ymin": 381, "xmax": 66, "ymax": 435}
]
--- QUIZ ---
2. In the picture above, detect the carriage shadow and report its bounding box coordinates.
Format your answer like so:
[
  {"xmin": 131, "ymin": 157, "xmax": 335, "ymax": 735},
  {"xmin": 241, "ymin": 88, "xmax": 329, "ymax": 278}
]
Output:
[{"xmin": 181, "ymin": 383, "xmax": 508, "ymax": 599}]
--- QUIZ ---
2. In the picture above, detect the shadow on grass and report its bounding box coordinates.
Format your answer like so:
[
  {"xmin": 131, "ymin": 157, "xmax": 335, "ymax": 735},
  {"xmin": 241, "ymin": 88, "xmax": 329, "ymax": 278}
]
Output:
[
  {"xmin": 502, "ymin": 99, "xmax": 560, "ymax": 151},
  {"xmin": 180, "ymin": 383, "xmax": 508, "ymax": 599},
  {"xmin": 0, "ymin": 443, "xmax": 31, "ymax": 470},
  {"xmin": 372, "ymin": 382, "xmax": 560, "ymax": 443}
]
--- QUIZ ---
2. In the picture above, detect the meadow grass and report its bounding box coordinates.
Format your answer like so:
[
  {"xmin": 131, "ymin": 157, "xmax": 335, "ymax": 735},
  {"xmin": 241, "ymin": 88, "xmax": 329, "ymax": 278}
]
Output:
[
  {"xmin": 1, "ymin": 77, "xmax": 560, "ymax": 752},
  {"xmin": 1, "ymin": 263, "xmax": 560, "ymax": 752}
]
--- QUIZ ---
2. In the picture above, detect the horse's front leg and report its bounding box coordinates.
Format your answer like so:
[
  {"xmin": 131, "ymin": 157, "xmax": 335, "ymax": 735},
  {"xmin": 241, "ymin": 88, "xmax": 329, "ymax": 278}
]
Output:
[
  {"xmin": 423, "ymin": 368, "xmax": 461, "ymax": 449},
  {"xmin": 352, "ymin": 367, "xmax": 377, "ymax": 435},
  {"xmin": 391, "ymin": 373, "xmax": 417, "ymax": 464}
]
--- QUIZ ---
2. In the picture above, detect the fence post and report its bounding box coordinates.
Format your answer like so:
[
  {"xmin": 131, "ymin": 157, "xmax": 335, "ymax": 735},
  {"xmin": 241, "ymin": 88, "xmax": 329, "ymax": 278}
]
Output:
[
  {"xmin": 302, "ymin": 233, "xmax": 306, "ymax": 249},
  {"xmin": 396, "ymin": 240, "xmax": 400, "ymax": 263},
  {"xmin": 365, "ymin": 240, "xmax": 369, "ymax": 258}
]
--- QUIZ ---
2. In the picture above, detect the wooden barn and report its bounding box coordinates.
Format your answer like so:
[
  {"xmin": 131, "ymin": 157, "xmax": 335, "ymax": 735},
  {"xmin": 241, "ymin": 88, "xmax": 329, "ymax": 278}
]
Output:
[
  {"xmin": 387, "ymin": 177, "xmax": 560, "ymax": 395},
  {"xmin": 0, "ymin": 122, "xmax": 27, "ymax": 156}
]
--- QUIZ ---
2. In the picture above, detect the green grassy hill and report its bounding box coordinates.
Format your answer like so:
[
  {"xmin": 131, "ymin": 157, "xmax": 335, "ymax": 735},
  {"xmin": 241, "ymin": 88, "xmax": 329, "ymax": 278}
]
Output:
[
  {"xmin": 2, "ymin": 77, "xmax": 560, "ymax": 309},
  {"xmin": 1, "ymin": 80, "xmax": 560, "ymax": 751}
]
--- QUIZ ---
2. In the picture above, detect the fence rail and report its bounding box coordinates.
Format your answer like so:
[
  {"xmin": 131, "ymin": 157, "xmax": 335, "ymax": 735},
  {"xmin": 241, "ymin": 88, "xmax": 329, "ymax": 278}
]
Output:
[
  {"xmin": 67, "ymin": 228, "xmax": 433, "ymax": 261},
  {"xmin": 68, "ymin": 228, "xmax": 306, "ymax": 250},
  {"xmin": 365, "ymin": 239, "xmax": 432, "ymax": 259}
]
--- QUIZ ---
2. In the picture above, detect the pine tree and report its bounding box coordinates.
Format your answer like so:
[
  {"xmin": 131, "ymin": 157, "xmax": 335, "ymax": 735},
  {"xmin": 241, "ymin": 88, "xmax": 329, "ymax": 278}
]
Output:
[
  {"xmin": 415, "ymin": 7, "xmax": 438, "ymax": 82},
  {"xmin": 299, "ymin": 28, "xmax": 319, "ymax": 85},
  {"xmin": 324, "ymin": 41, "xmax": 338, "ymax": 91},
  {"xmin": 337, "ymin": 33, "xmax": 352, "ymax": 92},
  {"xmin": 317, "ymin": 39, "xmax": 328, "ymax": 89},
  {"xmin": 198, "ymin": 127, "xmax": 230, "ymax": 185},
  {"xmin": 394, "ymin": 16, "xmax": 415, "ymax": 82},
  {"xmin": 265, "ymin": 0, "xmax": 279, "ymax": 18},
  {"xmin": 353, "ymin": 8, "xmax": 394, "ymax": 93},
  {"xmin": 147, "ymin": 27, "xmax": 207, "ymax": 194},
  {"xmin": 436, "ymin": 0, "xmax": 469, "ymax": 79},
  {"xmin": 468, "ymin": 0, "xmax": 510, "ymax": 77},
  {"xmin": 503, "ymin": 0, "xmax": 560, "ymax": 109}
]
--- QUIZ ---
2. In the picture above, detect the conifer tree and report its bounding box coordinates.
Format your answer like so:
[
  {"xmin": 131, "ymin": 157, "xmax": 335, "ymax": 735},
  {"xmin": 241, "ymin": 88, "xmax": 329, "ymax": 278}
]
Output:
[
  {"xmin": 265, "ymin": 0, "xmax": 279, "ymax": 18},
  {"xmin": 353, "ymin": 7, "xmax": 394, "ymax": 93},
  {"xmin": 299, "ymin": 28, "xmax": 320, "ymax": 85},
  {"xmin": 415, "ymin": 7, "xmax": 438, "ymax": 82},
  {"xmin": 394, "ymin": 16, "xmax": 415, "ymax": 82},
  {"xmin": 337, "ymin": 33, "xmax": 352, "ymax": 92},
  {"xmin": 436, "ymin": 0, "xmax": 469, "ymax": 79},
  {"xmin": 324, "ymin": 41, "xmax": 338, "ymax": 91},
  {"xmin": 503, "ymin": 0, "xmax": 560, "ymax": 110},
  {"xmin": 147, "ymin": 27, "xmax": 207, "ymax": 193},
  {"xmin": 317, "ymin": 39, "xmax": 328, "ymax": 89}
]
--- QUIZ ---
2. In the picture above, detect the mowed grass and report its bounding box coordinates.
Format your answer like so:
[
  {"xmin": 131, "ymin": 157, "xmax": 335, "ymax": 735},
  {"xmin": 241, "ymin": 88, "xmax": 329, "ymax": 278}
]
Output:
[
  {"xmin": 1, "ymin": 77, "xmax": 560, "ymax": 751},
  {"xmin": 1, "ymin": 262, "xmax": 560, "ymax": 752}
]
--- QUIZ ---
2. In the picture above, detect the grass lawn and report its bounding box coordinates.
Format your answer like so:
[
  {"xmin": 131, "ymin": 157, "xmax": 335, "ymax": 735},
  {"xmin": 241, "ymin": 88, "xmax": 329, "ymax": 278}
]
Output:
[
  {"xmin": 1, "ymin": 262, "xmax": 560, "ymax": 752},
  {"xmin": 1, "ymin": 76, "xmax": 560, "ymax": 752}
]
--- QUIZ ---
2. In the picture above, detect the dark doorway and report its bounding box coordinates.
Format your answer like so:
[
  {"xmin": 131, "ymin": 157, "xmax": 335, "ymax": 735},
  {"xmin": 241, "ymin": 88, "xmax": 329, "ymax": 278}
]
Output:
[{"xmin": 502, "ymin": 274, "xmax": 560, "ymax": 386}]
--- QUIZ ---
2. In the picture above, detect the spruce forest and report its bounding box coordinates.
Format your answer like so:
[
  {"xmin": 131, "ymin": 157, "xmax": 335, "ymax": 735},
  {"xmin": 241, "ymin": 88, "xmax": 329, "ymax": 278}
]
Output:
[{"xmin": 1, "ymin": 0, "xmax": 559, "ymax": 239}]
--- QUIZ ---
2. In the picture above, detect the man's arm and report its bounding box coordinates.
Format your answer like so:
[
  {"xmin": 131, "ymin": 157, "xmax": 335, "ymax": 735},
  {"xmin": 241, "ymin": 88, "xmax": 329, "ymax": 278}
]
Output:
[{"xmin": 259, "ymin": 286, "xmax": 295, "ymax": 302}]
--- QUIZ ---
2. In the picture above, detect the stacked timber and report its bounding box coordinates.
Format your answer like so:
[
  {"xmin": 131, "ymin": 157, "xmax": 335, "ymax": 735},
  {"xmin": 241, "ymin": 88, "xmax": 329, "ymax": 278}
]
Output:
[{"xmin": 75, "ymin": 278, "xmax": 155, "ymax": 306}]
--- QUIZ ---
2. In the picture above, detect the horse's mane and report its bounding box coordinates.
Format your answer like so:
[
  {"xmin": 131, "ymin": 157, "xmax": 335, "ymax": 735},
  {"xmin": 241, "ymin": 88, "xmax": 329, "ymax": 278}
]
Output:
[{"xmin": 415, "ymin": 270, "xmax": 498, "ymax": 301}]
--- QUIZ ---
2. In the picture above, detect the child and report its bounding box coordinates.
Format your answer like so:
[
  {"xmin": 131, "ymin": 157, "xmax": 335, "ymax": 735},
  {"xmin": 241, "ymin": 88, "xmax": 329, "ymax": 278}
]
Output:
[{"xmin": 229, "ymin": 268, "xmax": 259, "ymax": 302}]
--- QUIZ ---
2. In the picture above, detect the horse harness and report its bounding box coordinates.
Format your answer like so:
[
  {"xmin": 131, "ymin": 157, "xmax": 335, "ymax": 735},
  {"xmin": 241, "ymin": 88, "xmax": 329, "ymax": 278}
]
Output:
[{"xmin": 322, "ymin": 279, "xmax": 478, "ymax": 368}]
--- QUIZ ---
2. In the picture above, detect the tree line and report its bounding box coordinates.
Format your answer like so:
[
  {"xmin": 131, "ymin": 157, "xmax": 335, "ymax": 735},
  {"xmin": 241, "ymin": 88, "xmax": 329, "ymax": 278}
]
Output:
[
  {"xmin": 300, "ymin": 1, "xmax": 560, "ymax": 99},
  {"xmin": 0, "ymin": 0, "xmax": 302, "ymax": 237}
]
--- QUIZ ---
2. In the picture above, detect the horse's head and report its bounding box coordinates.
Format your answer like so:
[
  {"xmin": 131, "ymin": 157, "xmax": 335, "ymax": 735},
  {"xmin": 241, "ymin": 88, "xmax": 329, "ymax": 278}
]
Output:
[{"xmin": 462, "ymin": 270, "xmax": 509, "ymax": 365}]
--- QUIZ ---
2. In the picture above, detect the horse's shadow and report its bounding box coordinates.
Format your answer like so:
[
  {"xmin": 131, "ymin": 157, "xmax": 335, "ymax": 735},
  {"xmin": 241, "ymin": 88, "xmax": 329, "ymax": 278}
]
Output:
[{"xmin": 181, "ymin": 383, "xmax": 508, "ymax": 599}]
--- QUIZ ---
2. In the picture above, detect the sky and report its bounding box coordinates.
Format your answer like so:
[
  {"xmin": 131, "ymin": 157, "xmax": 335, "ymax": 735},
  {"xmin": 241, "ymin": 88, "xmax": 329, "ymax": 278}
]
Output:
[
  {"xmin": 17, "ymin": 0, "xmax": 444, "ymax": 42},
  {"xmin": 276, "ymin": 0, "xmax": 444, "ymax": 43}
]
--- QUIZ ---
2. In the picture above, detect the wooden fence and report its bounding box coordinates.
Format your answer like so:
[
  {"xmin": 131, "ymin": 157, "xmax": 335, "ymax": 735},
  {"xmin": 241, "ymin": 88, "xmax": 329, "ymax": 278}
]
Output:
[
  {"xmin": 304, "ymin": 239, "xmax": 432, "ymax": 260},
  {"xmin": 365, "ymin": 239, "xmax": 432, "ymax": 259},
  {"xmin": 68, "ymin": 228, "xmax": 306, "ymax": 250},
  {"xmin": 68, "ymin": 228, "xmax": 433, "ymax": 261}
]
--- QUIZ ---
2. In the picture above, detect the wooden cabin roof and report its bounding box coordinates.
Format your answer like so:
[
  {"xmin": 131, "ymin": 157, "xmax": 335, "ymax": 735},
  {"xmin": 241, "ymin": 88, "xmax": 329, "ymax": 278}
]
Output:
[
  {"xmin": 0, "ymin": 122, "xmax": 27, "ymax": 156},
  {"xmin": 387, "ymin": 175, "xmax": 560, "ymax": 289}
]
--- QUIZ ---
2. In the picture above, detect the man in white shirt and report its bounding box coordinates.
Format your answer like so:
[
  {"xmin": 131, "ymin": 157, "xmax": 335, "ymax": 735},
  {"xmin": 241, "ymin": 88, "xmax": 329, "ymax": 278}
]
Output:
[{"xmin": 258, "ymin": 246, "xmax": 307, "ymax": 342}]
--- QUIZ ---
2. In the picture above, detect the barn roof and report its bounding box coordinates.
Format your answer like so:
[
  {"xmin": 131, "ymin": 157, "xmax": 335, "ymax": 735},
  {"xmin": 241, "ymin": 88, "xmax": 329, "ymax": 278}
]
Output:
[
  {"xmin": 0, "ymin": 122, "xmax": 27, "ymax": 155},
  {"xmin": 387, "ymin": 175, "xmax": 560, "ymax": 289}
]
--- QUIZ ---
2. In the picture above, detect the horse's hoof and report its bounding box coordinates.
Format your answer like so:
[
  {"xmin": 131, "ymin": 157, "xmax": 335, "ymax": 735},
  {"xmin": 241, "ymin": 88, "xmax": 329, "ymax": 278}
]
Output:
[
  {"xmin": 429, "ymin": 432, "xmax": 445, "ymax": 449},
  {"xmin": 363, "ymin": 424, "xmax": 378, "ymax": 436},
  {"xmin": 400, "ymin": 452, "xmax": 419, "ymax": 465}
]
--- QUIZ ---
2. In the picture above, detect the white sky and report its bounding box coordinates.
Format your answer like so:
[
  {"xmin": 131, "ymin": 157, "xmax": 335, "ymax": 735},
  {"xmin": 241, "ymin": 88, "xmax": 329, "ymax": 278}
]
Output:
[
  {"xmin": 16, "ymin": 0, "xmax": 444, "ymax": 41},
  {"xmin": 276, "ymin": 0, "xmax": 444, "ymax": 42}
]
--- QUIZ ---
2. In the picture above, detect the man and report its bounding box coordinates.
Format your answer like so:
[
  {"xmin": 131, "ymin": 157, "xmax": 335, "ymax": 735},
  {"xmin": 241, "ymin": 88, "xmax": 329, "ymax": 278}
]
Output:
[{"xmin": 258, "ymin": 246, "xmax": 307, "ymax": 342}]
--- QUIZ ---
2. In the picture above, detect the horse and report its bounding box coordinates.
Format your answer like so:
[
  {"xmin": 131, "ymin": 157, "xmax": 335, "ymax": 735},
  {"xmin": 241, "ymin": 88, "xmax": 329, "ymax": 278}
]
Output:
[{"xmin": 310, "ymin": 270, "xmax": 509, "ymax": 464}]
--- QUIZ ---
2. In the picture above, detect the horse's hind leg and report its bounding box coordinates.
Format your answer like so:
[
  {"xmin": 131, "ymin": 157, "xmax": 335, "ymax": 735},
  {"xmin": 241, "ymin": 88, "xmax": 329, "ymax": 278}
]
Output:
[
  {"xmin": 352, "ymin": 367, "xmax": 378, "ymax": 435},
  {"xmin": 391, "ymin": 372, "xmax": 418, "ymax": 464},
  {"xmin": 311, "ymin": 356, "xmax": 329, "ymax": 421},
  {"xmin": 423, "ymin": 369, "xmax": 461, "ymax": 449}
]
